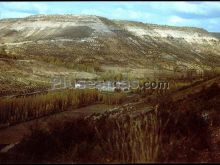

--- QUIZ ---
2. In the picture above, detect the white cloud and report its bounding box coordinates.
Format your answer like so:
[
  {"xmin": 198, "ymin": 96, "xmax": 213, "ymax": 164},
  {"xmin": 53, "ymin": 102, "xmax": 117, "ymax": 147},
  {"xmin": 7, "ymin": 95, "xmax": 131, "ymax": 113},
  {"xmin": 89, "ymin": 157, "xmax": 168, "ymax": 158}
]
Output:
[
  {"xmin": 172, "ymin": 2, "xmax": 207, "ymax": 15},
  {"xmin": 112, "ymin": 8, "xmax": 151, "ymax": 20},
  {"xmin": 0, "ymin": 2, "xmax": 219, "ymax": 32},
  {"xmin": 0, "ymin": 2, "xmax": 48, "ymax": 19},
  {"xmin": 81, "ymin": 7, "xmax": 151, "ymax": 21},
  {"xmin": 32, "ymin": 3, "xmax": 48, "ymax": 14},
  {"xmin": 167, "ymin": 15, "xmax": 206, "ymax": 29},
  {"xmin": 167, "ymin": 14, "xmax": 220, "ymax": 31},
  {"xmin": 149, "ymin": 1, "xmax": 220, "ymax": 18},
  {"xmin": 208, "ymin": 18, "xmax": 220, "ymax": 25},
  {"xmin": 0, "ymin": 11, "xmax": 32, "ymax": 19},
  {"xmin": 168, "ymin": 16, "xmax": 186, "ymax": 24},
  {"xmin": 81, "ymin": 9, "xmax": 104, "ymax": 16}
]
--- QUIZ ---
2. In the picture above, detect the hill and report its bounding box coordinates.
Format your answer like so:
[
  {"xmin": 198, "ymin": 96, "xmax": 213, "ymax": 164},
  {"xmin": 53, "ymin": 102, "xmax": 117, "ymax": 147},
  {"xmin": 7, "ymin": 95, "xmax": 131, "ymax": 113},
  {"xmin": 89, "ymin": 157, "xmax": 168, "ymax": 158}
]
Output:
[{"xmin": 0, "ymin": 14, "xmax": 220, "ymax": 95}]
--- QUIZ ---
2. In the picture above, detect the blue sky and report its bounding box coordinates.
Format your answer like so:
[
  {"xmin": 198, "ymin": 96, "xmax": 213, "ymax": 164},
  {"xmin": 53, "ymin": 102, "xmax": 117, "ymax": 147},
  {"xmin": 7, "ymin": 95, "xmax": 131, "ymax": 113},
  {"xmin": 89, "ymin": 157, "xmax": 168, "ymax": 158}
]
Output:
[{"xmin": 0, "ymin": 1, "xmax": 220, "ymax": 32}]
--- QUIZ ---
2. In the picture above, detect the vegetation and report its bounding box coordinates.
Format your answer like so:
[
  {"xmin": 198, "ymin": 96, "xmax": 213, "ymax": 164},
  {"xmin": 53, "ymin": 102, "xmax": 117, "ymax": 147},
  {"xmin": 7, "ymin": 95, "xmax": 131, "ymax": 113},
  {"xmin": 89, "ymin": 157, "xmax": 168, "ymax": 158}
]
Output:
[
  {"xmin": 0, "ymin": 105, "xmax": 160, "ymax": 163},
  {"xmin": 36, "ymin": 55, "xmax": 103, "ymax": 73},
  {"xmin": 0, "ymin": 89, "xmax": 126, "ymax": 126},
  {"xmin": 158, "ymin": 82, "xmax": 220, "ymax": 162},
  {"xmin": 0, "ymin": 77, "xmax": 219, "ymax": 163},
  {"xmin": 5, "ymin": 83, "xmax": 217, "ymax": 163},
  {"xmin": 99, "ymin": 70, "xmax": 124, "ymax": 80}
]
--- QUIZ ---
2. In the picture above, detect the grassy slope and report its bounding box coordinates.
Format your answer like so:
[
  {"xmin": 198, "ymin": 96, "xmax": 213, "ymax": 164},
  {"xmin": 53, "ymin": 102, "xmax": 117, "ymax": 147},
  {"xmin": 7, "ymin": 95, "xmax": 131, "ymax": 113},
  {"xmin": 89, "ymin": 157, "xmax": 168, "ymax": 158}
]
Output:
[{"xmin": 158, "ymin": 76, "xmax": 220, "ymax": 162}]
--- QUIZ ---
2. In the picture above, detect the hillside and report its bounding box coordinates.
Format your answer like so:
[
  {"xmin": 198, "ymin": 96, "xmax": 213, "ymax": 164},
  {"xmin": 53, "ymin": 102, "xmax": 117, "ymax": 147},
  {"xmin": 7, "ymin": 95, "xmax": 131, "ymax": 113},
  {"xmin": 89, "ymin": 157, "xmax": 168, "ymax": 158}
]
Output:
[
  {"xmin": 158, "ymin": 76, "xmax": 220, "ymax": 162},
  {"xmin": 211, "ymin": 32, "xmax": 220, "ymax": 39},
  {"xmin": 0, "ymin": 14, "xmax": 220, "ymax": 95}
]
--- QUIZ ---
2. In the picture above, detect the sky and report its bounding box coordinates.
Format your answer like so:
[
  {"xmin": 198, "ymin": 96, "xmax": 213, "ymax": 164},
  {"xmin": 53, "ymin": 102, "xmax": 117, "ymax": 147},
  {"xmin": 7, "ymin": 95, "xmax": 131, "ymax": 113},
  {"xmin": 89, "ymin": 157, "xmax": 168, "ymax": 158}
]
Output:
[{"xmin": 0, "ymin": 1, "xmax": 220, "ymax": 32}]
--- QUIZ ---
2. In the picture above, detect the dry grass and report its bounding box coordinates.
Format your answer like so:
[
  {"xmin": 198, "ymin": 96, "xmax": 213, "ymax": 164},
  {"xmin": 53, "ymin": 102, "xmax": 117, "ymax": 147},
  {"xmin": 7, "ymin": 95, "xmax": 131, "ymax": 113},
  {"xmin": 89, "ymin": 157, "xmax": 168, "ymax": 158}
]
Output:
[
  {"xmin": 157, "ymin": 82, "xmax": 220, "ymax": 162},
  {"xmin": 1, "ymin": 105, "xmax": 161, "ymax": 163},
  {"xmin": 0, "ymin": 89, "xmax": 126, "ymax": 126}
]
